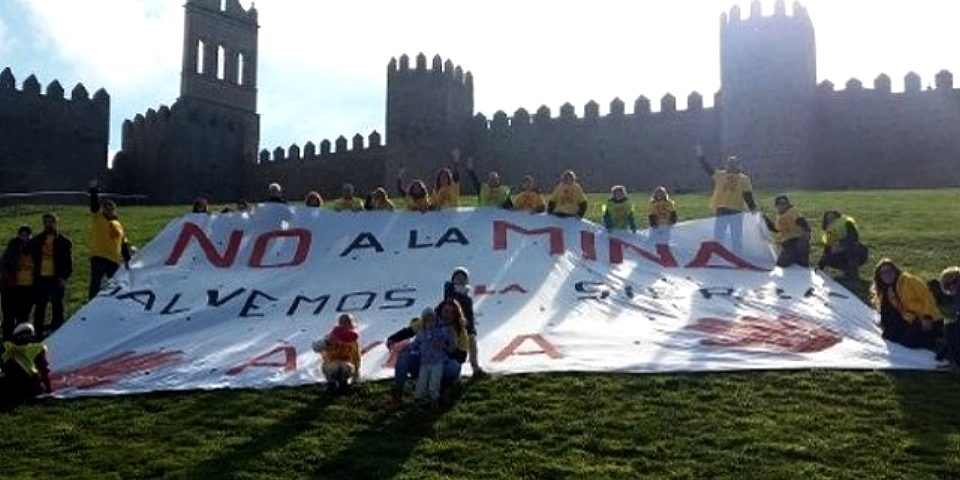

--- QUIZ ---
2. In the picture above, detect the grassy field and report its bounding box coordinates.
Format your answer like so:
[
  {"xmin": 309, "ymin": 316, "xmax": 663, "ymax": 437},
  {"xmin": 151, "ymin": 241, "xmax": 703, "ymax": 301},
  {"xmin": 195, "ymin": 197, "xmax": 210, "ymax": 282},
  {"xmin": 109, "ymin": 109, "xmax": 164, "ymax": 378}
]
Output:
[{"xmin": 0, "ymin": 190, "xmax": 959, "ymax": 479}]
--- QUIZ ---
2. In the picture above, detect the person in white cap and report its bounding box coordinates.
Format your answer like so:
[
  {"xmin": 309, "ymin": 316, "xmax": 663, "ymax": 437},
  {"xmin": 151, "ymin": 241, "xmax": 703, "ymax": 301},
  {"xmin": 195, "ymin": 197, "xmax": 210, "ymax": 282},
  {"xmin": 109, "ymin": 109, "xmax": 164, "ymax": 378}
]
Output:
[
  {"xmin": 443, "ymin": 266, "xmax": 486, "ymax": 378},
  {"xmin": 0, "ymin": 323, "xmax": 52, "ymax": 408}
]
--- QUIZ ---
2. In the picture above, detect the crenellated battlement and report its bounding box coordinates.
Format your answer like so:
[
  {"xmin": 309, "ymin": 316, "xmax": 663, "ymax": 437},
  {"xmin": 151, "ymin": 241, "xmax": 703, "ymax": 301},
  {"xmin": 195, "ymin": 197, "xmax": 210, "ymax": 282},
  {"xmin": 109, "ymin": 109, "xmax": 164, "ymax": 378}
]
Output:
[
  {"xmin": 256, "ymin": 130, "xmax": 384, "ymax": 164},
  {"xmin": 721, "ymin": 0, "xmax": 810, "ymax": 29},
  {"xmin": 387, "ymin": 53, "xmax": 472, "ymax": 88},
  {"xmin": 186, "ymin": 0, "xmax": 257, "ymax": 24},
  {"xmin": 817, "ymin": 69, "xmax": 958, "ymax": 95},
  {"xmin": 0, "ymin": 67, "xmax": 109, "ymax": 109},
  {"xmin": 472, "ymin": 92, "xmax": 714, "ymax": 132}
]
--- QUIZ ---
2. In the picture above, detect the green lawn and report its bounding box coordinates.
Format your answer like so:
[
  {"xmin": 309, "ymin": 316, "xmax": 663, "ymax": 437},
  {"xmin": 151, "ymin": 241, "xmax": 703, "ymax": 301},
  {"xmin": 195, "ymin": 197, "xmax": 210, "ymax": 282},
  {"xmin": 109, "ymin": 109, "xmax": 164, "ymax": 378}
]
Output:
[{"xmin": 1, "ymin": 190, "xmax": 959, "ymax": 479}]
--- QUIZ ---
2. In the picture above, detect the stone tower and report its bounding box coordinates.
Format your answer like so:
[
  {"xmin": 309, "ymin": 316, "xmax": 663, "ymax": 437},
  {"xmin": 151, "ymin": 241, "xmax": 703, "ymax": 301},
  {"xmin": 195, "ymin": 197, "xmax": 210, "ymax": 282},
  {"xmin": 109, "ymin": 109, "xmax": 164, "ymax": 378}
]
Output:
[
  {"xmin": 719, "ymin": 0, "xmax": 816, "ymax": 187},
  {"xmin": 385, "ymin": 54, "xmax": 473, "ymax": 179},
  {"xmin": 113, "ymin": 0, "xmax": 261, "ymax": 202}
]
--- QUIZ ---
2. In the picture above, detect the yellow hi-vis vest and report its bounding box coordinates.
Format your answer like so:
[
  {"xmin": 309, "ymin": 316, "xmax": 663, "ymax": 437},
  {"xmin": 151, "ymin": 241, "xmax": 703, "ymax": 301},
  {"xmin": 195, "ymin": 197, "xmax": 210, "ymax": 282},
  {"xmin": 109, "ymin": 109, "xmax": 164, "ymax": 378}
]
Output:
[
  {"xmin": 603, "ymin": 199, "xmax": 634, "ymax": 230},
  {"xmin": 1, "ymin": 341, "xmax": 46, "ymax": 377},
  {"xmin": 480, "ymin": 184, "xmax": 511, "ymax": 207},
  {"xmin": 822, "ymin": 215, "xmax": 857, "ymax": 247}
]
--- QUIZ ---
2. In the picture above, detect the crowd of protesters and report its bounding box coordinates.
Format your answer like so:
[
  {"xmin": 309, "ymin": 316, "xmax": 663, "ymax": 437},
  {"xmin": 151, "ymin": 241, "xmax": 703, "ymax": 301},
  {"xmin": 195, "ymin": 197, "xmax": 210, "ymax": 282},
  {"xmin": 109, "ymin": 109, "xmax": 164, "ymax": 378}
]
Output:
[{"xmin": 2, "ymin": 146, "xmax": 958, "ymax": 409}]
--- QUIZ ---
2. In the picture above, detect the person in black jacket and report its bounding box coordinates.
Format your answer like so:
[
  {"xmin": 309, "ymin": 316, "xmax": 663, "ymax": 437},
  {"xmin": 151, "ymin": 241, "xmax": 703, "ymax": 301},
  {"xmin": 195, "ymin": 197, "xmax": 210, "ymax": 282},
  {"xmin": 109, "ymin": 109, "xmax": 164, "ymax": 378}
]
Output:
[
  {"xmin": 0, "ymin": 226, "xmax": 34, "ymax": 340},
  {"xmin": 31, "ymin": 213, "xmax": 72, "ymax": 338},
  {"xmin": 444, "ymin": 267, "xmax": 487, "ymax": 378}
]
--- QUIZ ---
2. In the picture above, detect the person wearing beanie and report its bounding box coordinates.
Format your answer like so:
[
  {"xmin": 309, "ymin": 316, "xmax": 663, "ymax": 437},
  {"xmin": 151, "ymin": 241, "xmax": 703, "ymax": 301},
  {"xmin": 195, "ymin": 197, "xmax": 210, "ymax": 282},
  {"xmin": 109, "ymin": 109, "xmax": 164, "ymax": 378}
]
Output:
[{"xmin": 0, "ymin": 323, "xmax": 52, "ymax": 409}]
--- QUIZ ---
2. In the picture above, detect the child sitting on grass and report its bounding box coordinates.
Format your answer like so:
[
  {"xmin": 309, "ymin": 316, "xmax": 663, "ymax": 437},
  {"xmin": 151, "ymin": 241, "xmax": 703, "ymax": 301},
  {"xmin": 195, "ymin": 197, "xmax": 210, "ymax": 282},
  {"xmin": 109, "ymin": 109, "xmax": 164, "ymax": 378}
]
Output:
[
  {"xmin": 410, "ymin": 307, "xmax": 455, "ymax": 409},
  {"xmin": 313, "ymin": 314, "xmax": 361, "ymax": 395}
]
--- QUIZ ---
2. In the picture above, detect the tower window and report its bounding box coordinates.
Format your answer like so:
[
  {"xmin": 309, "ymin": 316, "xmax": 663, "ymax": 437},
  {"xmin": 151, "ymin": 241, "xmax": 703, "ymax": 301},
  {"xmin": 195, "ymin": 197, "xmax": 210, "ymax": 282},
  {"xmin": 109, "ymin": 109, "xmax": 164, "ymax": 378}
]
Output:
[
  {"xmin": 217, "ymin": 45, "xmax": 226, "ymax": 80},
  {"xmin": 196, "ymin": 39, "xmax": 205, "ymax": 74},
  {"xmin": 220, "ymin": 0, "xmax": 227, "ymax": 11},
  {"xmin": 237, "ymin": 52, "xmax": 245, "ymax": 85}
]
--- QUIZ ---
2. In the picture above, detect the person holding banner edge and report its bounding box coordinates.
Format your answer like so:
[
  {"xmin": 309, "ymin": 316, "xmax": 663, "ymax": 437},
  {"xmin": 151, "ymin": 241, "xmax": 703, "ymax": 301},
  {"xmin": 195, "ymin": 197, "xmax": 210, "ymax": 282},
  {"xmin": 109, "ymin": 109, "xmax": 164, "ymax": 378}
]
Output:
[
  {"xmin": 870, "ymin": 259, "xmax": 944, "ymax": 353},
  {"xmin": 695, "ymin": 144, "xmax": 757, "ymax": 253}
]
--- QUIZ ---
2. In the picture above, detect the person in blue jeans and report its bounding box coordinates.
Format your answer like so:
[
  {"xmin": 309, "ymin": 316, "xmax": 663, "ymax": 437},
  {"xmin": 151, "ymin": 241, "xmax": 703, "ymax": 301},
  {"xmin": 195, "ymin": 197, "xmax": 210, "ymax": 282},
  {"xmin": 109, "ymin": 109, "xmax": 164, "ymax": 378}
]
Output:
[
  {"xmin": 386, "ymin": 301, "xmax": 468, "ymax": 408},
  {"xmin": 411, "ymin": 309, "xmax": 455, "ymax": 409},
  {"xmin": 696, "ymin": 144, "xmax": 757, "ymax": 252}
]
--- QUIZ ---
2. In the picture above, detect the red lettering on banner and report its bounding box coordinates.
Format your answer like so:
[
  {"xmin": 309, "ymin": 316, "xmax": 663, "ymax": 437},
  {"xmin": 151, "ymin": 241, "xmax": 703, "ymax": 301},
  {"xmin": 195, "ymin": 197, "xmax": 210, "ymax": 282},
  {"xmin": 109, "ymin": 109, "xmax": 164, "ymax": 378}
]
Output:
[
  {"xmin": 226, "ymin": 345, "xmax": 297, "ymax": 375},
  {"xmin": 492, "ymin": 334, "xmax": 562, "ymax": 362},
  {"xmin": 580, "ymin": 231, "xmax": 597, "ymax": 261},
  {"xmin": 608, "ymin": 238, "xmax": 679, "ymax": 267},
  {"xmin": 686, "ymin": 314, "xmax": 841, "ymax": 353},
  {"xmin": 493, "ymin": 221, "xmax": 564, "ymax": 255},
  {"xmin": 474, "ymin": 284, "xmax": 493, "ymax": 296},
  {"xmin": 249, "ymin": 228, "xmax": 312, "ymax": 268},
  {"xmin": 164, "ymin": 222, "xmax": 242, "ymax": 267},
  {"xmin": 499, "ymin": 283, "xmax": 528, "ymax": 294},
  {"xmin": 51, "ymin": 350, "xmax": 183, "ymax": 391},
  {"xmin": 684, "ymin": 241, "xmax": 766, "ymax": 271}
]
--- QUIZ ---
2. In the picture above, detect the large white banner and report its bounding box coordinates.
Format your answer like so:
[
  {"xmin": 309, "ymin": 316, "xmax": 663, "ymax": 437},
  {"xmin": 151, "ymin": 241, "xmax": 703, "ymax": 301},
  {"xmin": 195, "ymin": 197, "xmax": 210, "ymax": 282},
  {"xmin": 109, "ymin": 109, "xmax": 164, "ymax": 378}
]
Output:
[{"xmin": 47, "ymin": 206, "xmax": 935, "ymax": 397}]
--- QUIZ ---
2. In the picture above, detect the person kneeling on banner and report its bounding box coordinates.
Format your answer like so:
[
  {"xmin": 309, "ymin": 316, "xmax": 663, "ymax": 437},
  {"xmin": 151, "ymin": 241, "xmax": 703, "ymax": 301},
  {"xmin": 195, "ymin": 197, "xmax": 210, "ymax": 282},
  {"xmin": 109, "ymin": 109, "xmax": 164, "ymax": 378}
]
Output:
[
  {"xmin": 817, "ymin": 210, "xmax": 868, "ymax": 280},
  {"xmin": 936, "ymin": 267, "xmax": 960, "ymax": 372},
  {"xmin": 761, "ymin": 195, "xmax": 811, "ymax": 268},
  {"xmin": 313, "ymin": 313, "xmax": 361, "ymax": 395},
  {"xmin": 0, "ymin": 323, "xmax": 52, "ymax": 409},
  {"xmin": 870, "ymin": 259, "xmax": 945, "ymax": 353},
  {"xmin": 386, "ymin": 303, "xmax": 469, "ymax": 409}
]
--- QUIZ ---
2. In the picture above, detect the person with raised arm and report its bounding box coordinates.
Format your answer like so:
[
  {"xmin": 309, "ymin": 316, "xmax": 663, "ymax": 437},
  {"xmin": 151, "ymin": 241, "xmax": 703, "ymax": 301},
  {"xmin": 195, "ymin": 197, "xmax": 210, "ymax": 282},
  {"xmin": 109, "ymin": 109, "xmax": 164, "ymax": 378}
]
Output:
[
  {"xmin": 465, "ymin": 157, "xmax": 513, "ymax": 209},
  {"xmin": 396, "ymin": 166, "xmax": 433, "ymax": 212},
  {"xmin": 695, "ymin": 144, "xmax": 757, "ymax": 252},
  {"xmin": 87, "ymin": 180, "xmax": 131, "ymax": 300},
  {"xmin": 761, "ymin": 195, "xmax": 811, "ymax": 268}
]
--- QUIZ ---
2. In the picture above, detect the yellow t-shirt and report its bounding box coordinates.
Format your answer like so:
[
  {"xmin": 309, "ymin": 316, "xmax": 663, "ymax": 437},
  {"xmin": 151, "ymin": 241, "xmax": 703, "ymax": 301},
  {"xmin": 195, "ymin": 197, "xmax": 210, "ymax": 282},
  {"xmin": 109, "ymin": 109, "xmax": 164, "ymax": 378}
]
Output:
[
  {"xmin": 90, "ymin": 213, "xmax": 125, "ymax": 264},
  {"xmin": 40, "ymin": 235, "xmax": 55, "ymax": 277},
  {"xmin": 514, "ymin": 191, "xmax": 545, "ymax": 212},
  {"xmin": 406, "ymin": 195, "xmax": 432, "ymax": 212},
  {"xmin": 649, "ymin": 199, "xmax": 676, "ymax": 225},
  {"xmin": 774, "ymin": 208, "xmax": 804, "ymax": 244},
  {"xmin": 709, "ymin": 170, "xmax": 752, "ymax": 211},
  {"xmin": 15, "ymin": 252, "xmax": 34, "ymax": 286},
  {"xmin": 433, "ymin": 182, "xmax": 460, "ymax": 209},
  {"xmin": 332, "ymin": 197, "xmax": 365, "ymax": 212},
  {"xmin": 549, "ymin": 183, "xmax": 588, "ymax": 215}
]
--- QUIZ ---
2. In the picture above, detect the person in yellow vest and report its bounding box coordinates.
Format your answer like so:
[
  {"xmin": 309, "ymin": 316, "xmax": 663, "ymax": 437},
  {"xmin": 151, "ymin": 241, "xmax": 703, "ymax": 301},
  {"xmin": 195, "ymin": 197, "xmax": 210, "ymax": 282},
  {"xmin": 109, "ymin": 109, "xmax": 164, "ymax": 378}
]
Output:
[
  {"xmin": 312, "ymin": 313, "xmax": 362, "ymax": 395},
  {"xmin": 602, "ymin": 186, "xmax": 637, "ymax": 233},
  {"xmin": 870, "ymin": 259, "xmax": 944, "ymax": 352},
  {"xmin": 648, "ymin": 186, "xmax": 678, "ymax": 243},
  {"xmin": 817, "ymin": 210, "xmax": 868, "ymax": 280},
  {"xmin": 548, "ymin": 170, "xmax": 588, "ymax": 218},
  {"xmin": 304, "ymin": 191, "xmax": 324, "ymax": 208},
  {"xmin": 396, "ymin": 168, "xmax": 433, "ymax": 212},
  {"xmin": 431, "ymin": 167, "xmax": 461, "ymax": 209},
  {"xmin": 0, "ymin": 323, "xmax": 52, "ymax": 409},
  {"xmin": 696, "ymin": 145, "xmax": 757, "ymax": 252},
  {"xmin": 364, "ymin": 187, "xmax": 396, "ymax": 211},
  {"xmin": 0, "ymin": 226, "xmax": 34, "ymax": 340},
  {"xmin": 761, "ymin": 195, "xmax": 811, "ymax": 268},
  {"xmin": 465, "ymin": 157, "xmax": 513, "ymax": 209},
  {"xmin": 331, "ymin": 183, "xmax": 366, "ymax": 212},
  {"xmin": 88, "ymin": 181, "xmax": 132, "ymax": 300},
  {"xmin": 30, "ymin": 214, "xmax": 72, "ymax": 338},
  {"xmin": 514, "ymin": 175, "xmax": 547, "ymax": 213}
]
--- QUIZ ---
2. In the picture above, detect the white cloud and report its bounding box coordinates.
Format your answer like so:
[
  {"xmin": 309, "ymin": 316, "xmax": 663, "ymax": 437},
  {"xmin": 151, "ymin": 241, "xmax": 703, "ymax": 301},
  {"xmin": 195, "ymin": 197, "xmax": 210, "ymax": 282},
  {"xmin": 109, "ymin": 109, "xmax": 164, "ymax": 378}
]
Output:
[{"xmin": 0, "ymin": 18, "xmax": 8, "ymax": 54}]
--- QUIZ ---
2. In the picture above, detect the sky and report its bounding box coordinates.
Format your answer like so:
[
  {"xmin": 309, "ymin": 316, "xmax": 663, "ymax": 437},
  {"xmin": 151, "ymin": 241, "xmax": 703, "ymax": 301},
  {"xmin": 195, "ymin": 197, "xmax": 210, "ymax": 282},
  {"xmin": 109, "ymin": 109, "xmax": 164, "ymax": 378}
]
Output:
[{"xmin": 2, "ymin": 0, "xmax": 959, "ymax": 165}]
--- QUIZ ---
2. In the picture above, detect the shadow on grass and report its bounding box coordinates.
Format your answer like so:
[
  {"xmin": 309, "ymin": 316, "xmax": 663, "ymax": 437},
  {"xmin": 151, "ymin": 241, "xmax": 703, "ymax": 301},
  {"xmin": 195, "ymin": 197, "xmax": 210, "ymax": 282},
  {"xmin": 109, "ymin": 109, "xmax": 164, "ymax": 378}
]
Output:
[
  {"xmin": 183, "ymin": 389, "xmax": 337, "ymax": 478},
  {"xmin": 888, "ymin": 370, "xmax": 960, "ymax": 477}
]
